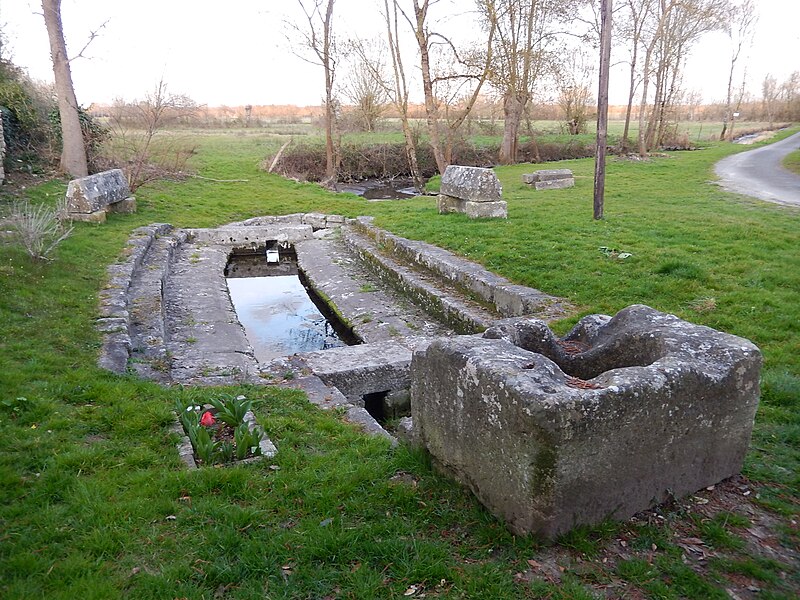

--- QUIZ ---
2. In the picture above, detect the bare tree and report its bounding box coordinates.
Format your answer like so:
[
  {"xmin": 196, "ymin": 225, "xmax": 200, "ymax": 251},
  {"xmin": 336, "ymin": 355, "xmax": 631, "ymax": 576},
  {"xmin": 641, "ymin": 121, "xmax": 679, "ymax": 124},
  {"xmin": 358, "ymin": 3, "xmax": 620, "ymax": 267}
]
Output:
[
  {"xmin": 618, "ymin": 0, "xmax": 655, "ymax": 150},
  {"xmin": 720, "ymin": 0, "xmax": 757, "ymax": 141},
  {"xmin": 761, "ymin": 74, "xmax": 778, "ymax": 125},
  {"xmin": 636, "ymin": 0, "xmax": 724, "ymax": 156},
  {"xmin": 342, "ymin": 43, "xmax": 388, "ymax": 132},
  {"xmin": 396, "ymin": 0, "xmax": 496, "ymax": 174},
  {"xmin": 107, "ymin": 79, "xmax": 197, "ymax": 191},
  {"xmin": 41, "ymin": 0, "xmax": 88, "ymax": 177},
  {"xmin": 289, "ymin": 0, "xmax": 339, "ymax": 183},
  {"xmin": 555, "ymin": 48, "xmax": 595, "ymax": 135},
  {"xmin": 381, "ymin": 0, "xmax": 424, "ymax": 190},
  {"xmin": 477, "ymin": 0, "xmax": 560, "ymax": 164}
]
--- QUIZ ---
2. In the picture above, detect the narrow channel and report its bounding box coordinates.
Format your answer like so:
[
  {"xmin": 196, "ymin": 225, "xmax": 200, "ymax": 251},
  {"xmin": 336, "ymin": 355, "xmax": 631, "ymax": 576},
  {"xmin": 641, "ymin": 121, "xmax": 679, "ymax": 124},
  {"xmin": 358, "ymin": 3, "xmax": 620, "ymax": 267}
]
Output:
[{"xmin": 225, "ymin": 245, "xmax": 358, "ymax": 363}]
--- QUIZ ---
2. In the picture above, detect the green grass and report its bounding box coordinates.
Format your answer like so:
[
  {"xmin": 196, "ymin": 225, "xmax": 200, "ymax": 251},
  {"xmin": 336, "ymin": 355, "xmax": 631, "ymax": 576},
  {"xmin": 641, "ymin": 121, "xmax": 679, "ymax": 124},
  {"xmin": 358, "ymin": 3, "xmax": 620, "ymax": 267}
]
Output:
[
  {"xmin": 1, "ymin": 126, "xmax": 798, "ymax": 598},
  {"xmin": 783, "ymin": 148, "xmax": 800, "ymax": 175}
]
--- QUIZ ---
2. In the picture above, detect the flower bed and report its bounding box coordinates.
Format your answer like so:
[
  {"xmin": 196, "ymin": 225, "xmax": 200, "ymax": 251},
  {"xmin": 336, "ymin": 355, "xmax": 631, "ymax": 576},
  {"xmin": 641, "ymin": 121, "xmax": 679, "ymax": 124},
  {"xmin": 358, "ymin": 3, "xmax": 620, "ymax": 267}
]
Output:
[{"xmin": 174, "ymin": 394, "xmax": 277, "ymax": 468}]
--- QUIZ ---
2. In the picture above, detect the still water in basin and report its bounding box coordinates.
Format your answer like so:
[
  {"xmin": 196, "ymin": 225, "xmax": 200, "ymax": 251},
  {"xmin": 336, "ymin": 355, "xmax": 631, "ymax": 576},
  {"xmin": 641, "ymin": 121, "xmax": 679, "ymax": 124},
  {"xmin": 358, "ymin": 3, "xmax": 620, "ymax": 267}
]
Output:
[{"xmin": 226, "ymin": 251, "xmax": 349, "ymax": 363}]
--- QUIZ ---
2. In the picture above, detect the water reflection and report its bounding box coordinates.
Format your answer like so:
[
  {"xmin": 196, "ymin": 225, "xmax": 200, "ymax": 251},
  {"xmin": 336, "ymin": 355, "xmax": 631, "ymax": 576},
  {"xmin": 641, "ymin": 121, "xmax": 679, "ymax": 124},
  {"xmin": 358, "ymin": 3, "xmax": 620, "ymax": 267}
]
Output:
[{"xmin": 227, "ymin": 275, "xmax": 346, "ymax": 362}]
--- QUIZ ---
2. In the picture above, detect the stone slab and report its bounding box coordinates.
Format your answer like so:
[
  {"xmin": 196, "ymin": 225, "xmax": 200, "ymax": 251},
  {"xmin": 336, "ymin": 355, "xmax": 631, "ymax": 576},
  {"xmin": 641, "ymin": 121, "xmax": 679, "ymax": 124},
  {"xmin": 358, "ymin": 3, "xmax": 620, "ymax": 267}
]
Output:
[
  {"xmin": 412, "ymin": 305, "xmax": 762, "ymax": 538},
  {"xmin": 437, "ymin": 194, "xmax": 465, "ymax": 214},
  {"xmin": 465, "ymin": 200, "xmax": 507, "ymax": 219},
  {"xmin": 301, "ymin": 340, "xmax": 421, "ymax": 403},
  {"xmin": 440, "ymin": 165, "xmax": 502, "ymax": 202},
  {"xmin": 66, "ymin": 168, "xmax": 133, "ymax": 215},
  {"xmin": 187, "ymin": 225, "xmax": 314, "ymax": 247},
  {"xmin": 522, "ymin": 169, "xmax": 574, "ymax": 184},
  {"xmin": 108, "ymin": 197, "xmax": 137, "ymax": 214},
  {"xmin": 534, "ymin": 178, "xmax": 574, "ymax": 190}
]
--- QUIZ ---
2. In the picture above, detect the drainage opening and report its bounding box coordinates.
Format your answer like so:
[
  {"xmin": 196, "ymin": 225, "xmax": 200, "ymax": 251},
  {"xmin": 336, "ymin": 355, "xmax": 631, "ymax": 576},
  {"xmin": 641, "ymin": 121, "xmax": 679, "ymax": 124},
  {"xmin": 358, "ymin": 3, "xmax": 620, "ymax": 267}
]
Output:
[
  {"xmin": 362, "ymin": 389, "xmax": 411, "ymax": 427},
  {"xmin": 225, "ymin": 244, "xmax": 360, "ymax": 362}
]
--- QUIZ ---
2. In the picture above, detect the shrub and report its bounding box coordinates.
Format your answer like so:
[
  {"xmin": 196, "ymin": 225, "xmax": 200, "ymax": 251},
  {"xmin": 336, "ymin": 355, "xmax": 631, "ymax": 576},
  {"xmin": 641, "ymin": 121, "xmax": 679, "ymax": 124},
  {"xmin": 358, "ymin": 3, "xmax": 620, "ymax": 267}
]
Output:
[
  {"xmin": 268, "ymin": 138, "xmax": 597, "ymax": 182},
  {"xmin": 6, "ymin": 199, "xmax": 73, "ymax": 261}
]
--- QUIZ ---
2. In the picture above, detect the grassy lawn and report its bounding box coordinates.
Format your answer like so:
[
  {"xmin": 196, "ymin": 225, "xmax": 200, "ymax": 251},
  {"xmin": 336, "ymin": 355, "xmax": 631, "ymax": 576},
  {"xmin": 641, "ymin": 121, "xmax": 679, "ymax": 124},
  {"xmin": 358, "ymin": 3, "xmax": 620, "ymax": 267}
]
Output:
[
  {"xmin": 1, "ymin": 128, "xmax": 798, "ymax": 598},
  {"xmin": 783, "ymin": 149, "xmax": 800, "ymax": 175}
]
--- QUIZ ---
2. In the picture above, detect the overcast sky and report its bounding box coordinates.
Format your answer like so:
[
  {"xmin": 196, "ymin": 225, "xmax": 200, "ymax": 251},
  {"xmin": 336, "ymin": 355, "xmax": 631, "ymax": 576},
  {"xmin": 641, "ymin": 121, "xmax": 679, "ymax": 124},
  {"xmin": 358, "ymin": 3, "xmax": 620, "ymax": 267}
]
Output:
[{"xmin": 2, "ymin": 0, "xmax": 799, "ymax": 108}]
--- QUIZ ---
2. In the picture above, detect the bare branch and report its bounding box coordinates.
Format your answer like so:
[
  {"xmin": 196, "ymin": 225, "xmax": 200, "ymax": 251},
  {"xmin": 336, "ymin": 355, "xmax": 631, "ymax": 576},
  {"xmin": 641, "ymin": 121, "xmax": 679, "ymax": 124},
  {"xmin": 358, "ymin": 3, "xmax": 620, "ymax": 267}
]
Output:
[{"xmin": 68, "ymin": 18, "xmax": 109, "ymax": 62}]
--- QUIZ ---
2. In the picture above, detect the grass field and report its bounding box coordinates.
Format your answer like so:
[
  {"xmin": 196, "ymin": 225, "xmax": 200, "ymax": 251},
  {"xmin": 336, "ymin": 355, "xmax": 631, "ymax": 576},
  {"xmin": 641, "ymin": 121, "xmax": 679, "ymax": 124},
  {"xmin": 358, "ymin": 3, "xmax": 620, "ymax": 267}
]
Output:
[
  {"xmin": 0, "ymin": 127, "xmax": 798, "ymax": 598},
  {"xmin": 784, "ymin": 149, "xmax": 800, "ymax": 175}
]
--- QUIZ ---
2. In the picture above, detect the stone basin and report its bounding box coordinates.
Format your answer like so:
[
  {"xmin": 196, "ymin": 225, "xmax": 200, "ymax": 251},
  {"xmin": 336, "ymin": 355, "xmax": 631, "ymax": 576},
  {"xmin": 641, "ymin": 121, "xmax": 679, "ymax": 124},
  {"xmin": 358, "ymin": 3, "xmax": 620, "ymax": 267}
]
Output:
[{"xmin": 410, "ymin": 304, "xmax": 762, "ymax": 538}]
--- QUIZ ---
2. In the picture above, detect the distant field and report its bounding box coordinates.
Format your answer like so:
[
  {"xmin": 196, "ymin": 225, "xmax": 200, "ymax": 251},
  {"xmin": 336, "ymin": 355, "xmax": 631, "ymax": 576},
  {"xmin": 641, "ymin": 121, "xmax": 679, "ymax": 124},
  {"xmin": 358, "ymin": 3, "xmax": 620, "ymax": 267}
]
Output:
[{"xmin": 193, "ymin": 118, "xmax": 782, "ymax": 147}]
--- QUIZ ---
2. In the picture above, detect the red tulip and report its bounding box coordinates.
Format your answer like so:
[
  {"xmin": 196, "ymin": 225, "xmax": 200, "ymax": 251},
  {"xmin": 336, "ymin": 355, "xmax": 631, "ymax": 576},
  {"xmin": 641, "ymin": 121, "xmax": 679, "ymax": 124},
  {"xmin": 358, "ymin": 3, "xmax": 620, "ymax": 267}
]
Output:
[{"xmin": 200, "ymin": 411, "xmax": 216, "ymax": 427}]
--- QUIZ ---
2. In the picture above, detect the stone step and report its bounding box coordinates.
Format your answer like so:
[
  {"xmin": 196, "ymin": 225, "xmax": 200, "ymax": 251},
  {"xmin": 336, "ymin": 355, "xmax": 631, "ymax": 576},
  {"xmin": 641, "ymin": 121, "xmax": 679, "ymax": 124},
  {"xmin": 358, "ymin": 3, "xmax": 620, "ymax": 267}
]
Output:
[
  {"xmin": 126, "ymin": 228, "xmax": 187, "ymax": 382},
  {"xmin": 97, "ymin": 223, "xmax": 172, "ymax": 373},
  {"xmin": 342, "ymin": 226, "xmax": 503, "ymax": 334},
  {"xmin": 163, "ymin": 238, "xmax": 259, "ymax": 386},
  {"xmin": 295, "ymin": 235, "xmax": 452, "ymax": 343},
  {"xmin": 347, "ymin": 217, "xmax": 568, "ymax": 322}
]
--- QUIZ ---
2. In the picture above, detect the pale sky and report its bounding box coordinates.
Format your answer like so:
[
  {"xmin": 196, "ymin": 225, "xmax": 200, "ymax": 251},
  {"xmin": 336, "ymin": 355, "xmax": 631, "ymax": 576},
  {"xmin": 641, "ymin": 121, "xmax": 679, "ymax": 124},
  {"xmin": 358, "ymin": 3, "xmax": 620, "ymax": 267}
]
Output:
[{"xmin": 1, "ymin": 0, "xmax": 798, "ymax": 108}]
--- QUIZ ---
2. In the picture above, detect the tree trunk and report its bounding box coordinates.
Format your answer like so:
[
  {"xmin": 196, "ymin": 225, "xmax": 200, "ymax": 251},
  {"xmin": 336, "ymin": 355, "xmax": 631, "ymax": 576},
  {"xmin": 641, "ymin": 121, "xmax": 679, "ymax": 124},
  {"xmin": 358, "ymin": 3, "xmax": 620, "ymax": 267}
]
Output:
[
  {"xmin": 594, "ymin": 0, "xmax": 612, "ymax": 221},
  {"xmin": 322, "ymin": 0, "xmax": 337, "ymax": 182},
  {"xmin": 413, "ymin": 1, "xmax": 447, "ymax": 174},
  {"xmin": 499, "ymin": 93, "xmax": 524, "ymax": 165},
  {"xmin": 42, "ymin": 0, "xmax": 88, "ymax": 178},
  {"xmin": 621, "ymin": 45, "xmax": 638, "ymax": 150}
]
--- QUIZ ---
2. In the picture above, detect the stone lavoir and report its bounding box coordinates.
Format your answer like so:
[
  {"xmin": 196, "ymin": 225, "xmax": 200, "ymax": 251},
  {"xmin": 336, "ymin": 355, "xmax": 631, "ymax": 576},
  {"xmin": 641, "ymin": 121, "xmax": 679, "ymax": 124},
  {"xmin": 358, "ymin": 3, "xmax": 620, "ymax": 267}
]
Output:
[{"xmin": 97, "ymin": 214, "xmax": 761, "ymax": 537}]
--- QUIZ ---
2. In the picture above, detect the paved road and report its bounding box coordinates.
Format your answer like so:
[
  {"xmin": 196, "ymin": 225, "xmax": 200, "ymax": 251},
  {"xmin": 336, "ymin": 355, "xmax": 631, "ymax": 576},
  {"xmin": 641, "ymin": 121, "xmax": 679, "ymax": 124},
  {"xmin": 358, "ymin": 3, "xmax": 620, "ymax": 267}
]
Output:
[{"xmin": 714, "ymin": 131, "xmax": 800, "ymax": 206}]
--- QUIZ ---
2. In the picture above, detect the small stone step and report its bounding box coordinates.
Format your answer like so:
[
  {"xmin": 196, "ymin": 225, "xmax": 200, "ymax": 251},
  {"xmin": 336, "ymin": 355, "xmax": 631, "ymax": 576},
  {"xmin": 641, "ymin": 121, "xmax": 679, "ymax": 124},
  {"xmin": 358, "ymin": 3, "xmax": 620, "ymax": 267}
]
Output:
[
  {"xmin": 295, "ymin": 236, "xmax": 452, "ymax": 342},
  {"xmin": 342, "ymin": 227, "xmax": 501, "ymax": 333},
  {"xmin": 126, "ymin": 229, "xmax": 186, "ymax": 382},
  {"xmin": 348, "ymin": 217, "xmax": 567, "ymax": 322}
]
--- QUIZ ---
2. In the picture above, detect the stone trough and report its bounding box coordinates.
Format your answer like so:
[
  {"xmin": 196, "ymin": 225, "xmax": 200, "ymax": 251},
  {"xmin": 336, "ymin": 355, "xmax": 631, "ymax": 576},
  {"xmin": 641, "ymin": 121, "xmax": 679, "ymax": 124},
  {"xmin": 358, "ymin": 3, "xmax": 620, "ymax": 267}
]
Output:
[
  {"xmin": 410, "ymin": 304, "xmax": 762, "ymax": 538},
  {"xmin": 97, "ymin": 214, "xmax": 761, "ymax": 538}
]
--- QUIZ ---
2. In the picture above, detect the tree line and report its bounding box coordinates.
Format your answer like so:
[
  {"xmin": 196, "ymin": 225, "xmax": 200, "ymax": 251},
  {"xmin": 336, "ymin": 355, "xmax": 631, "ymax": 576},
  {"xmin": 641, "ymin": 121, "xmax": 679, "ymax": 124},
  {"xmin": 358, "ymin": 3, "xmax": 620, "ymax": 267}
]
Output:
[{"xmin": 290, "ymin": 0, "xmax": 797, "ymax": 188}]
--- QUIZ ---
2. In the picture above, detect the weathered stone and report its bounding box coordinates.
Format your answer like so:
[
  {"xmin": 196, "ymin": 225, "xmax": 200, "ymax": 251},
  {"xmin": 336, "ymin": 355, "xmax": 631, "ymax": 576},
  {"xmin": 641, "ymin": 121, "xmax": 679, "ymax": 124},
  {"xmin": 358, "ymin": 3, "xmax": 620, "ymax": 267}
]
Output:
[
  {"xmin": 535, "ymin": 178, "xmax": 574, "ymax": 190},
  {"xmin": 465, "ymin": 200, "xmax": 507, "ymax": 219},
  {"xmin": 343, "ymin": 219, "xmax": 570, "ymax": 324},
  {"xmin": 523, "ymin": 169, "xmax": 575, "ymax": 190},
  {"xmin": 301, "ymin": 341, "xmax": 416, "ymax": 404},
  {"xmin": 411, "ymin": 304, "xmax": 761, "ymax": 538},
  {"xmin": 440, "ymin": 165, "xmax": 502, "ymax": 202},
  {"xmin": 539, "ymin": 169, "xmax": 573, "ymax": 180},
  {"xmin": 71, "ymin": 209, "xmax": 107, "ymax": 223},
  {"xmin": 108, "ymin": 196, "xmax": 137, "ymax": 214},
  {"xmin": 66, "ymin": 168, "xmax": 134, "ymax": 218},
  {"xmin": 186, "ymin": 225, "xmax": 314, "ymax": 247},
  {"xmin": 395, "ymin": 416, "xmax": 419, "ymax": 446},
  {"xmin": 303, "ymin": 212, "xmax": 328, "ymax": 230},
  {"xmin": 437, "ymin": 194, "xmax": 464, "ymax": 214},
  {"xmin": 325, "ymin": 214, "xmax": 346, "ymax": 226}
]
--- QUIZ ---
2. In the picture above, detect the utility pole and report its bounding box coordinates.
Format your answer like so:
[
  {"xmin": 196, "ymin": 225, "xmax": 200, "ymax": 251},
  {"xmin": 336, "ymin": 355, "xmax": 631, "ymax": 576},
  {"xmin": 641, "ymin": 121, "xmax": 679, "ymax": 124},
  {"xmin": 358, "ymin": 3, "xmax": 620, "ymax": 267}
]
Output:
[{"xmin": 593, "ymin": 0, "xmax": 613, "ymax": 220}]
